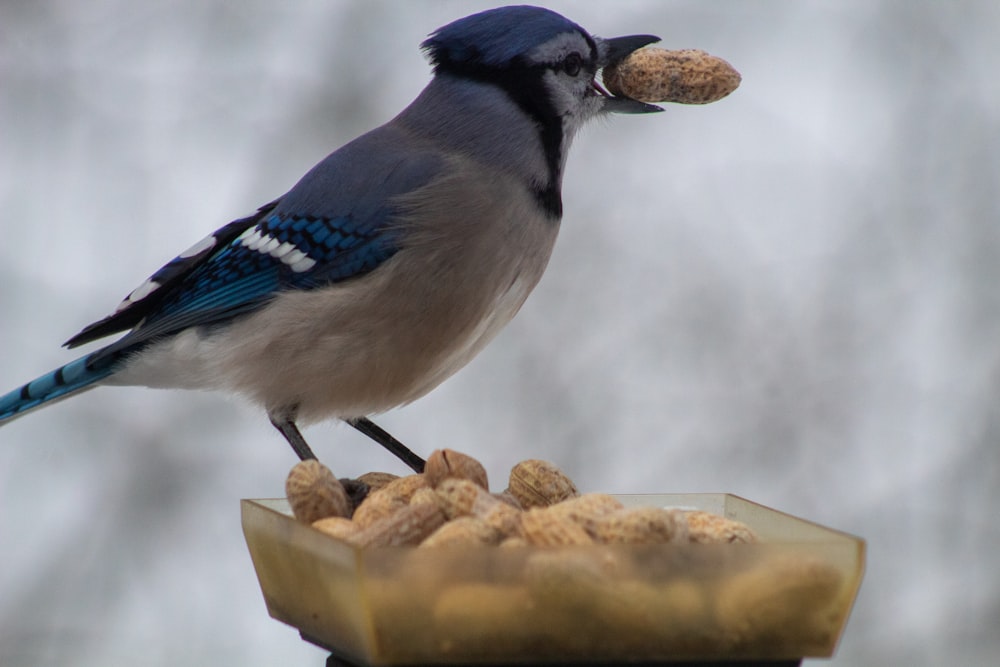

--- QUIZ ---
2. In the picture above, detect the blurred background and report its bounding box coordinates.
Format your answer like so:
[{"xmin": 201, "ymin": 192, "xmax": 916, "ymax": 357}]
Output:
[{"xmin": 1, "ymin": 1, "xmax": 998, "ymax": 665}]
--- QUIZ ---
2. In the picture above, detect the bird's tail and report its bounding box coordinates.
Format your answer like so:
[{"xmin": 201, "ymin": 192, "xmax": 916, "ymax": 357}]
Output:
[{"xmin": 0, "ymin": 354, "xmax": 117, "ymax": 425}]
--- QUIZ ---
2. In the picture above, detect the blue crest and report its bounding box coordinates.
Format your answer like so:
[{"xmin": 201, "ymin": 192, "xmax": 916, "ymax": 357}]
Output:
[{"xmin": 422, "ymin": 5, "xmax": 584, "ymax": 69}]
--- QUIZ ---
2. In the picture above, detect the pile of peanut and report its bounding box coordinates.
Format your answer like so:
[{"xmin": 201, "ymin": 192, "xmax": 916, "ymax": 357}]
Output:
[
  {"xmin": 277, "ymin": 451, "xmax": 852, "ymax": 660},
  {"xmin": 285, "ymin": 449, "xmax": 756, "ymax": 549}
]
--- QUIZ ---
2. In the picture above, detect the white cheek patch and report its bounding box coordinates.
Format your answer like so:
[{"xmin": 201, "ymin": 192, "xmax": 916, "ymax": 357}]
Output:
[{"xmin": 239, "ymin": 227, "xmax": 316, "ymax": 273}]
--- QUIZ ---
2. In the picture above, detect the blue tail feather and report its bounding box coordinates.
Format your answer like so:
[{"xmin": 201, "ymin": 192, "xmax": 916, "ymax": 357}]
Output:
[{"xmin": 0, "ymin": 355, "xmax": 117, "ymax": 424}]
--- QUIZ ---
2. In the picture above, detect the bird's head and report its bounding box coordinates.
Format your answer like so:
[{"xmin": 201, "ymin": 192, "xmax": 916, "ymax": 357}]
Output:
[
  {"xmin": 422, "ymin": 5, "xmax": 662, "ymax": 135},
  {"xmin": 416, "ymin": 6, "xmax": 660, "ymax": 218}
]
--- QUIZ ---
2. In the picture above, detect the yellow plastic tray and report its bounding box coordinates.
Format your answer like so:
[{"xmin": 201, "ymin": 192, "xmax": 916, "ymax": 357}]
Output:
[{"xmin": 242, "ymin": 494, "xmax": 863, "ymax": 665}]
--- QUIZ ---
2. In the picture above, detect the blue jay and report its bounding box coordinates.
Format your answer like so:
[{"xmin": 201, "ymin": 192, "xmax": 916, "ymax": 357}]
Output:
[{"xmin": 0, "ymin": 6, "xmax": 661, "ymax": 472}]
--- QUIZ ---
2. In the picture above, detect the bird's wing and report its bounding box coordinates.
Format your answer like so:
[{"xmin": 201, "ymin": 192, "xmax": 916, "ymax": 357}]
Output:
[
  {"xmin": 66, "ymin": 127, "xmax": 444, "ymax": 358},
  {"xmin": 63, "ymin": 206, "xmax": 275, "ymax": 348}
]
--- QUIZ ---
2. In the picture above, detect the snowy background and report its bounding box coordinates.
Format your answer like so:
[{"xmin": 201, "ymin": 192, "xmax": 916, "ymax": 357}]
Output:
[{"xmin": 2, "ymin": 1, "xmax": 998, "ymax": 665}]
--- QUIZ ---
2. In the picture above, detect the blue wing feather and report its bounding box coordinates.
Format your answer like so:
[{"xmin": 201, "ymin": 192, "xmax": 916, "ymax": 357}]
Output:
[
  {"xmin": 86, "ymin": 210, "xmax": 401, "ymax": 363},
  {"xmin": 71, "ymin": 126, "xmax": 445, "ymax": 363},
  {"xmin": 146, "ymin": 211, "xmax": 399, "ymax": 325},
  {"xmin": 64, "ymin": 208, "xmax": 274, "ymax": 348}
]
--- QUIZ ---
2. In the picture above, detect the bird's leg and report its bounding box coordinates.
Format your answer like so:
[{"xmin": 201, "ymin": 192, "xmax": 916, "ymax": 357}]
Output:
[
  {"xmin": 270, "ymin": 411, "xmax": 318, "ymax": 461},
  {"xmin": 347, "ymin": 417, "xmax": 426, "ymax": 474}
]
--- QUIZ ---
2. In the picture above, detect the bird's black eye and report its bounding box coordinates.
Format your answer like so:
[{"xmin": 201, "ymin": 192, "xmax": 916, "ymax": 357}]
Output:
[{"xmin": 563, "ymin": 53, "xmax": 583, "ymax": 77}]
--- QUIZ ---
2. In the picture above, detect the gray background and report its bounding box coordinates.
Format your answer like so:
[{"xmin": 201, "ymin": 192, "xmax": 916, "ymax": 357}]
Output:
[{"xmin": 2, "ymin": 1, "xmax": 997, "ymax": 665}]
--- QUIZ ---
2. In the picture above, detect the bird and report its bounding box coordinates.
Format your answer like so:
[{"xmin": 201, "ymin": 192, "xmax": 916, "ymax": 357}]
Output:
[{"xmin": 0, "ymin": 5, "xmax": 662, "ymax": 473}]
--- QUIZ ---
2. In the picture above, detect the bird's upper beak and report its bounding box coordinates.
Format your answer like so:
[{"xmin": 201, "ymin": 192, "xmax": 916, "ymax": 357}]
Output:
[{"xmin": 595, "ymin": 34, "xmax": 664, "ymax": 114}]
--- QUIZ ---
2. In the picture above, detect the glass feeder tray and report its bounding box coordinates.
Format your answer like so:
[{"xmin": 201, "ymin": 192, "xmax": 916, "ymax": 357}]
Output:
[{"xmin": 242, "ymin": 493, "xmax": 864, "ymax": 666}]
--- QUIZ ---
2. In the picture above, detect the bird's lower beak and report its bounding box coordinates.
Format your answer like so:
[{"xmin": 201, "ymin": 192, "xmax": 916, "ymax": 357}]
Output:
[{"xmin": 595, "ymin": 34, "xmax": 664, "ymax": 114}]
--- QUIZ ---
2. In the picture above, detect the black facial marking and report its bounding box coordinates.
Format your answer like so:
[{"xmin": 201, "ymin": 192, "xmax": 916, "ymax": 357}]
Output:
[{"xmin": 432, "ymin": 47, "xmax": 600, "ymax": 220}]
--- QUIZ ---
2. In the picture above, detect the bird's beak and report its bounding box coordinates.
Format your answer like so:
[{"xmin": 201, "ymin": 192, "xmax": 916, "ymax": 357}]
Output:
[{"xmin": 595, "ymin": 34, "xmax": 664, "ymax": 114}]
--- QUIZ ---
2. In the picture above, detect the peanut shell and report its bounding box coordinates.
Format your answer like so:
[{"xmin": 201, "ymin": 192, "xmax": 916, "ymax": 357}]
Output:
[
  {"xmin": 436, "ymin": 478, "xmax": 524, "ymax": 537},
  {"xmin": 685, "ymin": 510, "xmax": 757, "ymax": 544},
  {"xmin": 593, "ymin": 506, "xmax": 688, "ymax": 545},
  {"xmin": 285, "ymin": 459, "xmax": 351, "ymax": 524},
  {"xmin": 419, "ymin": 516, "xmax": 502, "ymax": 548},
  {"xmin": 499, "ymin": 536, "xmax": 530, "ymax": 549},
  {"xmin": 521, "ymin": 507, "xmax": 594, "ymax": 547},
  {"xmin": 408, "ymin": 486, "xmax": 445, "ymax": 510},
  {"xmin": 545, "ymin": 493, "xmax": 625, "ymax": 538},
  {"xmin": 312, "ymin": 516, "xmax": 360, "ymax": 542},
  {"xmin": 348, "ymin": 502, "xmax": 446, "ymax": 548},
  {"xmin": 352, "ymin": 474, "xmax": 428, "ymax": 527},
  {"xmin": 508, "ymin": 459, "xmax": 579, "ymax": 509},
  {"xmin": 603, "ymin": 47, "xmax": 741, "ymax": 104},
  {"xmin": 423, "ymin": 448, "xmax": 489, "ymax": 490},
  {"xmin": 434, "ymin": 477, "xmax": 493, "ymax": 519},
  {"xmin": 483, "ymin": 499, "xmax": 524, "ymax": 538},
  {"xmin": 356, "ymin": 471, "xmax": 400, "ymax": 493}
]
